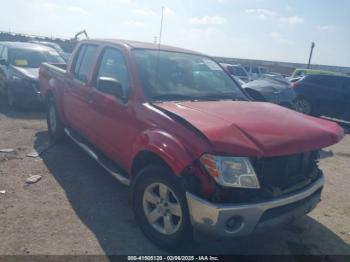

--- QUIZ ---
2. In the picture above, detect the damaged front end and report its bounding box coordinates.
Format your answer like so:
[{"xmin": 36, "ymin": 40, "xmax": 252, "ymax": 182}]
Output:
[{"xmin": 181, "ymin": 150, "xmax": 324, "ymax": 237}]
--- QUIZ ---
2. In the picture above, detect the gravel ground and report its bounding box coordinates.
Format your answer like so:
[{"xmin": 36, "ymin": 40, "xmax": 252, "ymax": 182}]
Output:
[{"xmin": 0, "ymin": 97, "xmax": 349, "ymax": 257}]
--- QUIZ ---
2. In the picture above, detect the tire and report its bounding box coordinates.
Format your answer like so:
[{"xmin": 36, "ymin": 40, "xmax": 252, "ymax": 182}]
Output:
[
  {"xmin": 47, "ymin": 97, "xmax": 64, "ymax": 141},
  {"xmin": 132, "ymin": 165, "xmax": 192, "ymax": 250},
  {"xmin": 294, "ymin": 97, "xmax": 313, "ymax": 115}
]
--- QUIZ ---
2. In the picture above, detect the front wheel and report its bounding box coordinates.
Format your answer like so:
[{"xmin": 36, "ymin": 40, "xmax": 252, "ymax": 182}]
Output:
[
  {"xmin": 47, "ymin": 97, "xmax": 64, "ymax": 141},
  {"xmin": 132, "ymin": 166, "xmax": 192, "ymax": 250},
  {"xmin": 294, "ymin": 97, "xmax": 313, "ymax": 115}
]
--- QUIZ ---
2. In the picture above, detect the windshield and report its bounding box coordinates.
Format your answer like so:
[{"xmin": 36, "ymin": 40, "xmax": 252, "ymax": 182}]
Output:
[
  {"xmin": 133, "ymin": 49, "xmax": 247, "ymax": 101},
  {"xmin": 9, "ymin": 48, "xmax": 65, "ymax": 68},
  {"xmin": 41, "ymin": 42, "xmax": 64, "ymax": 53},
  {"xmin": 228, "ymin": 66, "xmax": 247, "ymax": 77}
]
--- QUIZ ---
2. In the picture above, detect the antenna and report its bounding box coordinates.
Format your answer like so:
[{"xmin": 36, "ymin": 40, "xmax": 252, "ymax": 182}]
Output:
[
  {"xmin": 158, "ymin": 6, "xmax": 164, "ymax": 48},
  {"xmin": 155, "ymin": 7, "xmax": 164, "ymax": 94}
]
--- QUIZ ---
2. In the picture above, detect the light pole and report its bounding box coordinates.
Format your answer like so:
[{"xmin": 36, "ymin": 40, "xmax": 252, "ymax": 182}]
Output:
[{"xmin": 307, "ymin": 42, "xmax": 315, "ymax": 69}]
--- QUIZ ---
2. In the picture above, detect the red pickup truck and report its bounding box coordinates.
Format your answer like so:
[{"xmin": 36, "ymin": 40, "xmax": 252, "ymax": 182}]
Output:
[{"xmin": 39, "ymin": 39, "xmax": 343, "ymax": 250}]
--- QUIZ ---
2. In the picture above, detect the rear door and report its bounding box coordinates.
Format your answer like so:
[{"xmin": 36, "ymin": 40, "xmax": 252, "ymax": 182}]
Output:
[
  {"xmin": 63, "ymin": 44, "xmax": 99, "ymax": 139},
  {"xmin": 302, "ymin": 75, "xmax": 339, "ymax": 116},
  {"xmin": 317, "ymin": 75, "xmax": 343, "ymax": 118}
]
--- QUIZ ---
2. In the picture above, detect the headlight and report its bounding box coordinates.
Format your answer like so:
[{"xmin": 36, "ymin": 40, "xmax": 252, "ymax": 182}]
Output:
[
  {"xmin": 11, "ymin": 74, "xmax": 23, "ymax": 81},
  {"xmin": 200, "ymin": 154, "xmax": 260, "ymax": 189}
]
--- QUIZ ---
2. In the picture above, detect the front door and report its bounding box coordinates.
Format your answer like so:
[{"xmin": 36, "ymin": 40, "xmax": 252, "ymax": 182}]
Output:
[{"xmin": 86, "ymin": 47, "xmax": 136, "ymax": 166}]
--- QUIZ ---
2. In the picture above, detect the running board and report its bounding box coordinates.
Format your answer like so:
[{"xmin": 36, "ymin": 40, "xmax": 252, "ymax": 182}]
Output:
[{"xmin": 64, "ymin": 128, "xmax": 130, "ymax": 186}]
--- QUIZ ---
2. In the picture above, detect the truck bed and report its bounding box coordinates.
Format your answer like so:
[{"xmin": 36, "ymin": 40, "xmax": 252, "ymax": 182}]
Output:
[
  {"xmin": 41, "ymin": 62, "xmax": 67, "ymax": 76},
  {"xmin": 38, "ymin": 62, "xmax": 68, "ymax": 112}
]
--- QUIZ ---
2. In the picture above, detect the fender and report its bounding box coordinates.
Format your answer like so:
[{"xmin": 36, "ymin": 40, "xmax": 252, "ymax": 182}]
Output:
[
  {"xmin": 40, "ymin": 65, "xmax": 69, "ymax": 126},
  {"xmin": 130, "ymin": 128, "xmax": 199, "ymax": 176}
]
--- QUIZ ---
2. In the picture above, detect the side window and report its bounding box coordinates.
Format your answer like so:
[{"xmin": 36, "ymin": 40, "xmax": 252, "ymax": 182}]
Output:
[
  {"xmin": 73, "ymin": 44, "xmax": 98, "ymax": 83},
  {"xmin": 96, "ymin": 48, "xmax": 129, "ymax": 92},
  {"xmin": 73, "ymin": 45, "xmax": 86, "ymax": 77},
  {"xmin": 0, "ymin": 45, "xmax": 3, "ymax": 58}
]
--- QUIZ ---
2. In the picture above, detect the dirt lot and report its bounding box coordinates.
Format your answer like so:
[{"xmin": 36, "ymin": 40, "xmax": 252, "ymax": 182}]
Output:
[{"xmin": 0, "ymin": 97, "xmax": 350, "ymax": 257}]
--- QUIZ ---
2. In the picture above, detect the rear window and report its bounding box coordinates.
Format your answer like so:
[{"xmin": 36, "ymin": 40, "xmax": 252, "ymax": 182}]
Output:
[{"xmin": 73, "ymin": 44, "xmax": 98, "ymax": 83}]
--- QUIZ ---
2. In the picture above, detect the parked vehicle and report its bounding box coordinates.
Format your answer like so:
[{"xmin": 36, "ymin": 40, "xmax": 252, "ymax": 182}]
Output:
[
  {"xmin": 0, "ymin": 42, "xmax": 65, "ymax": 108},
  {"xmin": 39, "ymin": 39, "xmax": 343, "ymax": 250},
  {"xmin": 244, "ymin": 64, "xmax": 285, "ymax": 81},
  {"xmin": 29, "ymin": 40, "xmax": 70, "ymax": 62},
  {"xmin": 292, "ymin": 74, "xmax": 350, "ymax": 121},
  {"xmin": 220, "ymin": 63, "xmax": 250, "ymax": 82},
  {"xmin": 242, "ymin": 78, "xmax": 296, "ymax": 109},
  {"xmin": 289, "ymin": 68, "xmax": 343, "ymax": 79}
]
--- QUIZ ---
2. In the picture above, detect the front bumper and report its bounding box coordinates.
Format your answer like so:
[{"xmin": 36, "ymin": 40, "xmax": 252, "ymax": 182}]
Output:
[{"xmin": 186, "ymin": 174, "xmax": 324, "ymax": 237}]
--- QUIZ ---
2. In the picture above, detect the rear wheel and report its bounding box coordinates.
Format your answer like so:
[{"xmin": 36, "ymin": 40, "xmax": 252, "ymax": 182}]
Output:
[
  {"xmin": 294, "ymin": 97, "xmax": 313, "ymax": 115},
  {"xmin": 132, "ymin": 166, "xmax": 192, "ymax": 250},
  {"xmin": 47, "ymin": 97, "xmax": 64, "ymax": 141}
]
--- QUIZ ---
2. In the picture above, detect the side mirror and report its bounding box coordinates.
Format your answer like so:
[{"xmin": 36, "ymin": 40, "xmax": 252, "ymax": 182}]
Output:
[
  {"xmin": 0, "ymin": 59, "xmax": 7, "ymax": 66},
  {"xmin": 97, "ymin": 76, "xmax": 125, "ymax": 100}
]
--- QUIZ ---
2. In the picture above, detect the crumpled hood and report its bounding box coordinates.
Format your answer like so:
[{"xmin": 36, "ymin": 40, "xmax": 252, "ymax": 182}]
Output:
[
  {"xmin": 11, "ymin": 66, "xmax": 39, "ymax": 81},
  {"xmin": 153, "ymin": 101, "xmax": 344, "ymax": 157}
]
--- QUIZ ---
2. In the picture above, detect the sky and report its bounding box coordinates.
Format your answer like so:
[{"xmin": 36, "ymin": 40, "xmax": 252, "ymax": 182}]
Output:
[{"xmin": 1, "ymin": 0, "xmax": 350, "ymax": 67}]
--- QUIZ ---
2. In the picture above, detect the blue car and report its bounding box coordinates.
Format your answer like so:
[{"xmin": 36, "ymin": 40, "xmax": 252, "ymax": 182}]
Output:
[{"xmin": 292, "ymin": 74, "xmax": 350, "ymax": 121}]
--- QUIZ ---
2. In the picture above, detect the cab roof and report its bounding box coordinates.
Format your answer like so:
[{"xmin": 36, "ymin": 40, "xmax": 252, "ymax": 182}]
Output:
[{"xmin": 82, "ymin": 38, "xmax": 206, "ymax": 56}]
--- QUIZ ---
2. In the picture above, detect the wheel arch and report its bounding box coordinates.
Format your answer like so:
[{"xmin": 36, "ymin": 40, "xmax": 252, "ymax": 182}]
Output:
[
  {"xmin": 130, "ymin": 129, "xmax": 197, "ymax": 180},
  {"xmin": 131, "ymin": 150, "xmax": 171, "ymax": 179}
]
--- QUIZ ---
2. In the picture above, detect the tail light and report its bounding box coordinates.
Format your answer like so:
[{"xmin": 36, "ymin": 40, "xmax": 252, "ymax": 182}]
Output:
[{"xmin": 290, "ymin": 81, "xmax": 301, "ymax": 88}]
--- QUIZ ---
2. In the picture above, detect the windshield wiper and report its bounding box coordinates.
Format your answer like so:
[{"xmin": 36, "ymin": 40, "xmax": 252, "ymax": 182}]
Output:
[
  {"xmin": 197, "ymin": 93, "xmax": 249, "ymax": 101},
  {"xmin": 151, "ymin": 93, "xmax": 248, "ymax": 102},
  {"xmin": 151, "ymin": 94, "xmax": 199, "ymax": 102}
]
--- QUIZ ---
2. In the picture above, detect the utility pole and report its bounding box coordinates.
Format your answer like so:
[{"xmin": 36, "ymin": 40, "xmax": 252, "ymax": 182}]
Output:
[{"xmin": 307, "ymin": 42, "xmax": 315, "ymax": 69}]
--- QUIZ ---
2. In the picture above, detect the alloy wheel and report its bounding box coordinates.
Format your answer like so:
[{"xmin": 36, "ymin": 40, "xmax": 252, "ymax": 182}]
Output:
[
  {"xmin": 294, "ymin": 98, "xmax": 311, "ymax": 115},
  {"xmin": 142, "ymin": 183, "xmax": 183, "ymax": 235}
]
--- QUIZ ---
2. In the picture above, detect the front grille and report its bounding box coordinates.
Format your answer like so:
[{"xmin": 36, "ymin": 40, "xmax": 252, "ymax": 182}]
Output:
[
  {"xmin": 252, "ymin": 151, "xmax": 319, "ymax": 194},
  {"xmin": 213, "ymin": 151, "xmax": 321, "ymax": 204}
]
